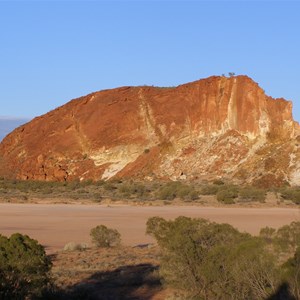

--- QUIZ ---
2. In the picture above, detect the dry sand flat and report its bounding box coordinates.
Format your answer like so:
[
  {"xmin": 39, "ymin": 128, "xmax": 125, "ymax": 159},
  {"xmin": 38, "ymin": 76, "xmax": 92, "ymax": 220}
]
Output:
[{"xmin": 0, "ymin": 203, "xmax": 299, "ymax": 253}]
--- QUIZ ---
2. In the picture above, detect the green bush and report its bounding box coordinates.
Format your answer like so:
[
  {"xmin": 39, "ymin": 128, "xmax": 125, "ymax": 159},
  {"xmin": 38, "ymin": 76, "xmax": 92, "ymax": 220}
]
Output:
[
  {"xmin": 103, "ymin": 182, "xmax": 118, "ymax": 191},
  {"xmin": 259, "ymin": 226, "xmax": 276, "ymax": 243},
  {"xmin": 281, "ymin": 246, "xmax": 300, "ymax": 299},
  {"xmin": 156, "ymin": 181, "xmax": 199, "ymax": 201},
  {"xmin": 216, "ymin": 187, "xmax": 238, "ymax": 204},
  {"xmin": 239, "ymin": 186, "xmax": 266, "ymax": 202},
  {"xmin": 280, "ymin": 188, "xmax": 300, "ymax": 204},
  {"xmin": 188, "ymin": 190, "xmax": 200, "ymax": 201},
  {"xmin": 146, "ymin": 216, "xmax": 278, "ymax": 299},
  {"xmin": 156, "ymin": 182, "xmax": 177, "ymax": 200},
  {"xmin": 90, "ymin": 225, "xmax": 121, "ymax": 248},
  {"xmin": 119, "ymin": 182, "xmax": 148, "ymax": 199},
  {"xmin": 213, "ymin": 179, "xmax": 225, "ymax": 185},
  {"xmin": 273, "ymin": 222, "xmax": 300, "ymax": 253},
  {"xmin": 200, "ymin": 184, "xmax": 219, "ymax": 195},
  {"xmin": 0, "ymin": 233, "xmax": 52, "ymax": 299}
]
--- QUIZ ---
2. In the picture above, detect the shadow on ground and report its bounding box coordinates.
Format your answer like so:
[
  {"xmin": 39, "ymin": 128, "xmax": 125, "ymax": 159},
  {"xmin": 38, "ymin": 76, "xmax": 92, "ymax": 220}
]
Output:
[
  {"xmin": 47, "ymin": 263, "xmax": 161, "ymax": 300},
  {"xmin": 266, "ymin": 282, "xmax": 296, "ymax": 300}
]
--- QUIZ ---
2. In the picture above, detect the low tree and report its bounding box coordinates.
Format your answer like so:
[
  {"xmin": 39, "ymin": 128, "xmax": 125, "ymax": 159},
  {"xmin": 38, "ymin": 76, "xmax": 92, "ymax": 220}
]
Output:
[
  {"xmin": 263, "ymin": 221, "xmax": 300, "ymax": 258},
  {"xmin": 90, "ymin": 225, "xmax": 121, "ymax": 248},
  {"xmin": 0, "ymin": 233, "xmax": 52, "ymax": 299},
  {"xmin": 282, "ymin": 247, "xmax": 300, "ymax": 299},
  {"xmin": 146, "ymin": 216, "xmax": 279, "ymax": 299}
]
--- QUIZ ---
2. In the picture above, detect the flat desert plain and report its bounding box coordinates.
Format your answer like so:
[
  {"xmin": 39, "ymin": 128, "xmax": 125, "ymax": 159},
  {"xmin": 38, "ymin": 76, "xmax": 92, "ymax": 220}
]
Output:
[{"xmin": 0, "ymin": 203, "xmax": 299, "ymax": 253}]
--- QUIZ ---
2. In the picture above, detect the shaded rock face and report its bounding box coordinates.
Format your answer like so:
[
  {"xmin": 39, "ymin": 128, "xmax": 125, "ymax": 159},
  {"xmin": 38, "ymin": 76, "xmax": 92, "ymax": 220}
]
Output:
[{"xmin": 0, "ymin": 75, "xmax": 299, "ymax": 186}]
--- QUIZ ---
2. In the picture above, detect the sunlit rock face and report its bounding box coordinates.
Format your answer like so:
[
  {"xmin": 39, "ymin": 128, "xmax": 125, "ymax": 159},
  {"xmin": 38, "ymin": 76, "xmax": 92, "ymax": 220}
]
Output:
[
  {"xmin": 0, "ymin": 75, "xmax": 299, "ymax": 187},
  {"xmin": 0, "ymin": 117, "xmax": 29, "ymax": 141}
]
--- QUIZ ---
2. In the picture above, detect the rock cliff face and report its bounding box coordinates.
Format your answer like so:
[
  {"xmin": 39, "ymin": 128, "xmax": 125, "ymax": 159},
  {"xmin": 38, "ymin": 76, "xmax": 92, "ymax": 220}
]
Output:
[{"xmin": 0, "ymin": 75, "xmax": 299, "ymax": 186}]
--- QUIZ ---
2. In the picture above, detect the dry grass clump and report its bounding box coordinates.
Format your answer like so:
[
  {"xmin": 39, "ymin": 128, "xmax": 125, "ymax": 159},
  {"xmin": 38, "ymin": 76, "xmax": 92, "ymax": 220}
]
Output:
[{"xmin": 63, "ymin": 242, "xmax": 89, "ymax": 252}]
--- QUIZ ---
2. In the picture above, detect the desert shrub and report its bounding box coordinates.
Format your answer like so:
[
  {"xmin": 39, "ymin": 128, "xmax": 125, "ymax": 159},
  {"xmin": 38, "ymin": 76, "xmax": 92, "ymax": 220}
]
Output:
[
  {"xmin": 119, "ymin": 183, "xmax": 131, "ymax": 192},
  {"xmin": 156, "ymin": 182, "xmax": 199, "ymax": 201},
  {"xmin": 188, "ymin": 190, "xmax": 200, "ymax": 201},
  {"xmin": 95, "ymin": 180, "xmax": 105, "ymax": 186},
  {"xmin": 119, "ymin": 182, "xmax": 149, "ymax": 199},
  {"xmin": 216, "ymin": 186, "xmax": 238, "ymax": 204},
  {"xmin": 259, "ymin": 222, "xmax": 300, "ymax": 263},
  {"xmin": 259, "ymin": 223, "xmax": 300, "ymax": 299},
  {"xmin": 92, "ymin": 192, "xmax": 102, "ymax": 202},
  {"xmin": 259, "ymin": 226, "xmax": 276, "ymax": 243},
  {"xmin": 90, "ymin": 225, "xmax": 121, "ymax": 248},
  {"xmin": 41, "ymin": 187, "xmax": 53, "ymax": 195},
  {"xmin": 66, "ymin": 180, "xmax": 81, "ymax": 190},
  {"xmin": 281, "ymin": 246, "xmax": 300, "ymax": 299},
  {"xmin": 103, "ymin": 181, "xmax": 118, "ymax": 191},
  {"xmin": 77, "ymin": 189, "xmax": 88, "ymax": 194},
  {"xmin": 239, "ymin": 186, "xmax": 266, "ymax": 202},
  {"xmin": 146, "ymin": 216, "xmax": 278, "ymax": 299},
  {"xmin": 80, "ymin": 179, "xmax": 93, "ymax": 187},
  {"xmin": 134, "ymin": 183, "xmax": 148, "ymax": 198},
  {"xmin": 213, "ymin": 179, "xmax": 225, "ymax": 185},
  {"xmin": 200, "ymin": 184, "xmax": 219, "ymax": 195},
  {"xmin": 0, "ymin": 233, "xmax": 52, "ymax": 299},
  {"xmin": 280, "ymin": 188, "xmax": 300, "ymax": 204},
  {"xmin": 273, "ymin": 222, "xmax": 300, "ymax": 253},
  {"xmin": 156, "ymin": 182, "xmax": 178, "ymax": 200},
  {"xmin": 157, "ymin": 185, "xmax": 176, "ymax": 200}
]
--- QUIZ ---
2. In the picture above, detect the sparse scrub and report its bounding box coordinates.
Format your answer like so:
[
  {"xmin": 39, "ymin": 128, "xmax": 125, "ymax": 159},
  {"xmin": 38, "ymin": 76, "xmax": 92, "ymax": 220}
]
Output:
[
  {"xmin": 65, "ymin": 180, "xmax": 80, "ymax": 191},
  {"xmin": 156, "ymin": 181, "xmax": 199, "ymax": 201},
  {"xmin": 188, "ymin": 190, "xmax": 199, "ymax": 201},
  {"xmin": 0, "ymin": 177, "xmax": 296, "ymax": 207},
  {"xmin": 239, "ymin": 186, "xmax": 266, "ymax": 202},
  {"xmin": 200, "ymin": 184, "xmax": 220, "ymax": 195},
  {"xmin": 103, "ymin": 181, "xmax": 118, "ymax": 191},
  {"xmin": 213, "ymin": 179, "xmax": 225, "ymax": 185},
  {"xmin": 280, "ymin": 187, "xmax": 300, "ymax": 204},
  {"xmin": 92, "ymin": 192, "xmax": 102, "ymax": 202},
  {"xmin": 90, "ymin": 225, "xmax": 121, "ymax": 248},
  {"xmin": 216, "ymin": 185, "xmax": 238, "ymax": 204},
  {"xmin": 119, "ymin": 182, "xmax": 149, "ymax": 199}
]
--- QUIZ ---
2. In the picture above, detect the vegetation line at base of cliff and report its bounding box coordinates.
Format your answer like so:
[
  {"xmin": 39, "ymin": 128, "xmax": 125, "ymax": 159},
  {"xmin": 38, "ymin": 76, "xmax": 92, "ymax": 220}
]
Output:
[{"xmin": 0, "ymin": 178, "xmax": 299, "ymax": 205}]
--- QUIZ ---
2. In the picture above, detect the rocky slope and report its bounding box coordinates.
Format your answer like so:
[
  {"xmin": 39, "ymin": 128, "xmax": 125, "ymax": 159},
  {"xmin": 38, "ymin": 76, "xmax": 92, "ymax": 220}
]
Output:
[
  {"xmin": 0, "ymin": 117, "xmax": 29, "ymax": 141},
  {"xmin": 0, "ymin": 75, "xmax": 299, "ymax": 186}
]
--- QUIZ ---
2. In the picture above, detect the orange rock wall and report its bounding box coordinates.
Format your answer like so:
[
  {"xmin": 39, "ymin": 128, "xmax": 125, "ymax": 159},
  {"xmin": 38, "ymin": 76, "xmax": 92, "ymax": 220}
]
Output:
[{"xmin": 0, "ymin": 75, "xmax": 299, "ymax": 186}]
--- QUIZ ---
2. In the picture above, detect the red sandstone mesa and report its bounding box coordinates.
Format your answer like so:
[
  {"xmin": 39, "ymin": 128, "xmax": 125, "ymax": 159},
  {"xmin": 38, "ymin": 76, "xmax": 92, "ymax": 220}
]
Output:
[{"xmin": 0, "ymin": 75, "xmax": 299, "ymax": 186}]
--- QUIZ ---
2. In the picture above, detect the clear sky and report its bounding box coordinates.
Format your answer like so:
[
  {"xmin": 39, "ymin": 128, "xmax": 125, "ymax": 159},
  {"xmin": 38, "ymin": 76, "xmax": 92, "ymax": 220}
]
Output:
[{"xmin": 1, "ymin": 1, "xmax": 300, "ymax": 121}]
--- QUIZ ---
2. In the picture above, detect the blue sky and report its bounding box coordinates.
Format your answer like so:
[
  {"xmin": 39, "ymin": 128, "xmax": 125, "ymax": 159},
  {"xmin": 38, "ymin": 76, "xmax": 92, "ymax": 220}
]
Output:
[{"xmin": 1, "ymin": 1, "xmax": 300, "ymax": 121}]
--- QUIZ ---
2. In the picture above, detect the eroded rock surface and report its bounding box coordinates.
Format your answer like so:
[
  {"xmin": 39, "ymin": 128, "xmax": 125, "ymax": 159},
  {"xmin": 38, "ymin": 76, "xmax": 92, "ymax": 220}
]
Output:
[{"xmin": 1, "ymin": 75, "xmax": 299, "ymax": 186}]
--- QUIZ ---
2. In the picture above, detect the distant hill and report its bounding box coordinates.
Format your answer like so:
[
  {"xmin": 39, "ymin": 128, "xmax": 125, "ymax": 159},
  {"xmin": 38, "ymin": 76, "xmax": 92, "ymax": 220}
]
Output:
[{"xmin": 0, "ymin": 117, "xmax": 29, "ymax": 141}]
